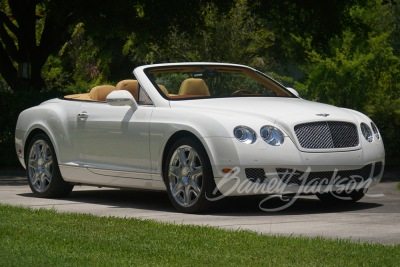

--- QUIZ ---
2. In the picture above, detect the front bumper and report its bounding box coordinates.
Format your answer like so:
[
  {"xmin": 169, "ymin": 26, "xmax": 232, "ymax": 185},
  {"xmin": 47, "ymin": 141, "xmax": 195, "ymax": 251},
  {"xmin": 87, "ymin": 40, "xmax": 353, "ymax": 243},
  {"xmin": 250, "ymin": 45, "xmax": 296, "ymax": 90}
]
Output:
[
  {"xmin": 203, "ymin": 136, "xmax": 385, "ymax": 196},
  {"xmin": 214, "ymin": 162, "xmax": 384, "ymax": 196},
  {"xmin": 15, "ymin": 128, "xmax": 26, "ymax": 169}
]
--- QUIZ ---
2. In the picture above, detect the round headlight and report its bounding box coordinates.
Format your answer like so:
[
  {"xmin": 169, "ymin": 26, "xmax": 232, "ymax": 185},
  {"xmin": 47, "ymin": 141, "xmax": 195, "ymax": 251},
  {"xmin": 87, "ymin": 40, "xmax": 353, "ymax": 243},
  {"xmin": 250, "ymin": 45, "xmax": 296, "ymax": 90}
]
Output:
[
  {"xmin": 260, "ymin": 126, "xmax": 285, "ymax": 146},
  {"xmin": 360, "ymin": 123, "xmax": 373, "ymax": 142},
  {"xmin": 233, "ymin": 126, "xmax": 257, "ymax": 144},
  {"xmin": 371, "ymin": 122, "xmax": 380, "ymax": 140}
]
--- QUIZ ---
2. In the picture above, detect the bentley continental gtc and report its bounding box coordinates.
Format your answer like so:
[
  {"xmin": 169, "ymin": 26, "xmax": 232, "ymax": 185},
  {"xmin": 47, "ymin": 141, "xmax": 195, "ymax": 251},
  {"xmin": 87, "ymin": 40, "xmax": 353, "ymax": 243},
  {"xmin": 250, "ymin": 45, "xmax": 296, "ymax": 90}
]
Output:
[{"xmin": 15, "ymin": 63, "xmax": 385, "ymax": 213}]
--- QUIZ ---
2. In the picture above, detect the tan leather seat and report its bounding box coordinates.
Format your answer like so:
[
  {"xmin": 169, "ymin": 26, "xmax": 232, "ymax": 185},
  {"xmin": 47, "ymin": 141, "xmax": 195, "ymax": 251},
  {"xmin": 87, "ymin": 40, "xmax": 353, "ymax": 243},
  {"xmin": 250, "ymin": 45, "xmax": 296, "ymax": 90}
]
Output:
[
  {"xmin": 65, "ymin": 81, "xmax": 169, "ymax": 101},
  {"xmin": 89, "ymin": 85, "xmax": 116, "ymax": 101},
  {"xmin": 178, "ymin": 78, "xmax": 210, "ymax": 96},
  {"xmin": 158, "ymin": 84, "xmax": 169, "ymax": 97},
  {"xmin": 116, "ymin": 80, "xmax": 139, "ymax": 101}
]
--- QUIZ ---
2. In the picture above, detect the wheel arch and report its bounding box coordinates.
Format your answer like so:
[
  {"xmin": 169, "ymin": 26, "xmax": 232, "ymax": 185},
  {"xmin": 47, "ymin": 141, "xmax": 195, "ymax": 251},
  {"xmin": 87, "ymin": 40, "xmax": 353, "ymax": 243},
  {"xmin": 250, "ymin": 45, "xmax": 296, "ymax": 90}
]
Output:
[
  {"xmin": 17, "ymin": 102, "xmax": 81, "ymax": 166},
  {"xmin": 161, "ymin": 130, "xmax": 213, "ymax": 181},
  {"xmin": 23, "ymin": 126, "xmax": 58, "ymax": 162}
]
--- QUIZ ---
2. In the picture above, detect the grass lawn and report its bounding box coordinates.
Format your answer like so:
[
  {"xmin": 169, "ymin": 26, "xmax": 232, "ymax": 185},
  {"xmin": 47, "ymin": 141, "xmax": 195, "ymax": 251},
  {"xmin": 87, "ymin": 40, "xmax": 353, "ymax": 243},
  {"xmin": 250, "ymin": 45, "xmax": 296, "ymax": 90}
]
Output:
[
  {"xmin": 0, "ymin": 204, "xmax": 399, "ymax": 266},
  {"xmin": 397, "ymin": 182, "xmax": 400, "ymax": 191}
]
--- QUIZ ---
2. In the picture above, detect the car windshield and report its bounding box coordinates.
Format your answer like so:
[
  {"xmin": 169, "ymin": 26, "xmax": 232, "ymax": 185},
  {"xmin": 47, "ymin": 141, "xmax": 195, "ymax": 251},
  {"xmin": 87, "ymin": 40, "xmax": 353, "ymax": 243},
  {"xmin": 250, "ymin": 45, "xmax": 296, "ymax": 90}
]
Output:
[{"xmin": 144, "ymin": 65, "xmax": 293, "ymax": 100}]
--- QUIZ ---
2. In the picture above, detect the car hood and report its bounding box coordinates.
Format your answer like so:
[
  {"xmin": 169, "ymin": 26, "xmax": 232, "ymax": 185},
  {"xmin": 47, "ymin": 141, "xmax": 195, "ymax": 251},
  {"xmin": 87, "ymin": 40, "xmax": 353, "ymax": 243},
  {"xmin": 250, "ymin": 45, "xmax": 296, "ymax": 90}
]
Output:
[{"xmin": 169, "ymin": 97, "xmax": 355, "ymax": 123}]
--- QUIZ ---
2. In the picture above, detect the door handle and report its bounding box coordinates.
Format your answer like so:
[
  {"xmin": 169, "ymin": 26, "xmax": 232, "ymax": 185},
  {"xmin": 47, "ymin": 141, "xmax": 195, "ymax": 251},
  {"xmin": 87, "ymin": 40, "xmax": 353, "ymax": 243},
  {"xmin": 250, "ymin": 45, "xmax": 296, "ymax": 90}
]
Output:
[{"xmin": 77, "ymin": 112, "xmax": 89, "ymax": 118}]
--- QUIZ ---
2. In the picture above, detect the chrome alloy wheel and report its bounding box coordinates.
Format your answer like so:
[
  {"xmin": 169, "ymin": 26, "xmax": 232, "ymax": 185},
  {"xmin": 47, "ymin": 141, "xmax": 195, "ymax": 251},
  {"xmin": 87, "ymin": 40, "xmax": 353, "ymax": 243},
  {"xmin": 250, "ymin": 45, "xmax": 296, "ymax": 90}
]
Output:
[
  {"xmin": 28, "ymin": 140, "xmax": 53, "ymax": 192},
  {"xmin": 168, "ymin": 145, "xmax": 203, "ymax": 207}
]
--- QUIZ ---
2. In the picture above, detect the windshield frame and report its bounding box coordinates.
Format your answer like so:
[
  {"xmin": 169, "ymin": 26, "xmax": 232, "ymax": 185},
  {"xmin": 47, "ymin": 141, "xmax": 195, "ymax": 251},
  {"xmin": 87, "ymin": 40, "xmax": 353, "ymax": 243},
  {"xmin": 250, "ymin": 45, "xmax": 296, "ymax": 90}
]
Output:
[{"xmin": 143, "ymin": 64, "xmax": 297, "ymax": 101}]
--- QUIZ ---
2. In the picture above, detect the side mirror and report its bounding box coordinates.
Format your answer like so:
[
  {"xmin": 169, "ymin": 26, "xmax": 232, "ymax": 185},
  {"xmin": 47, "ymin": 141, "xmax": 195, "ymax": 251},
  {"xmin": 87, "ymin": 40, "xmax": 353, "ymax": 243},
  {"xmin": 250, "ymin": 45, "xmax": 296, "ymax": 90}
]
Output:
[
  {"xmin": 106, "ymin": 90, "xmax": 139, "ymax": 111},
  {"xmin": 286, "ymin": 87, "xmax": 300, "ymax": 97}
]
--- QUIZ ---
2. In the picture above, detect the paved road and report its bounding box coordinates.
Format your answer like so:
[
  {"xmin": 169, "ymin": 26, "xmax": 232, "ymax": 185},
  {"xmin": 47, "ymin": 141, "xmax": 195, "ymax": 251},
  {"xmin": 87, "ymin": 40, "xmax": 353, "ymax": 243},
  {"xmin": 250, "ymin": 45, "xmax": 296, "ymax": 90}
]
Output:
[{"xmin": 1, "ymin": 169, "xmax": 399, "ymax": 244}]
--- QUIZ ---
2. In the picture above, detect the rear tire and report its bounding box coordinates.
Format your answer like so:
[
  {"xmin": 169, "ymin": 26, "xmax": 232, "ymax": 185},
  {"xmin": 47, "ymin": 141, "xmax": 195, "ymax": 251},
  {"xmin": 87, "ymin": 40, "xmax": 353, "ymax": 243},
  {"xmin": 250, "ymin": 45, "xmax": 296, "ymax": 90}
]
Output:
[
  {"xmin": 316, "ymin": 188, "xmax": 367, "ymax": 203},
  {"xmin": 164, "ymin": 137, "xmax": 224, "ymax": 213},
  {"xmin": 26, "ymin": 133, "xmax": 74, "ymax": 198}
]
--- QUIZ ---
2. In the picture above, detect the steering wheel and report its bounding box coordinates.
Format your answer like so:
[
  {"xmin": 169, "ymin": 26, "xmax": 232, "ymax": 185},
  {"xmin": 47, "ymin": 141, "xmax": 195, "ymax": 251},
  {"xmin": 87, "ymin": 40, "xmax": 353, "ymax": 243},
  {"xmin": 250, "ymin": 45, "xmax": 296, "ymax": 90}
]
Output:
[{"xmin": 231, "ymin": 89, "xmax": 253, "ymax": 95}]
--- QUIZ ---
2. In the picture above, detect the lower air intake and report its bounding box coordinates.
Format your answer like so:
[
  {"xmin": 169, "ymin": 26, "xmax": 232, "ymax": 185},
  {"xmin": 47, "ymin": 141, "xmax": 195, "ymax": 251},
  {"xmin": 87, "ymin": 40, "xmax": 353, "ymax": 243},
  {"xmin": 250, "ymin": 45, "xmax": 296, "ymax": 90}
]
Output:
[
  {"xmin": 276, "ymin": 163, "xmax": 380, "ymax": 186},
  {"xmin": 245, "ymin": 168, "xmax": 266, "ymax": 183}
]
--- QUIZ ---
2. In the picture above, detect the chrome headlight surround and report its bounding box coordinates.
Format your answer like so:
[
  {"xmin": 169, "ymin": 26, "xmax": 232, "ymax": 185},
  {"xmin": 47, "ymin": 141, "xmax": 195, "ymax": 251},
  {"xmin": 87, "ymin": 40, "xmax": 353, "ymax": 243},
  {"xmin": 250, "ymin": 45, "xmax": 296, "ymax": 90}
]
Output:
[
  {"xmin": 360, "ymin": 123, "xmax": 373, "ymax": 142},
  {"xmin": 371, "ymin": 122, "xmax": 380, "ymax": 140},
  {"xmin": 233, "ymin": 126, "xmax": 257, "ymax": 144},
  {"xmin": 260, "ymin": 126, "xmax": 285, "ymax": 146}
]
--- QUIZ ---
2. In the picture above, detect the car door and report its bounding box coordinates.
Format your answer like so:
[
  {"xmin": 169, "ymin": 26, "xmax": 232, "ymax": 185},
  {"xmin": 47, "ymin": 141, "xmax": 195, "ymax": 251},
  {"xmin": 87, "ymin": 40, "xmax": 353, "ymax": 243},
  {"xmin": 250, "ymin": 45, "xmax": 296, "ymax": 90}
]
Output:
[{"xmin": 76, "ymin": 101, "xmax": 154, "ymax": 180}]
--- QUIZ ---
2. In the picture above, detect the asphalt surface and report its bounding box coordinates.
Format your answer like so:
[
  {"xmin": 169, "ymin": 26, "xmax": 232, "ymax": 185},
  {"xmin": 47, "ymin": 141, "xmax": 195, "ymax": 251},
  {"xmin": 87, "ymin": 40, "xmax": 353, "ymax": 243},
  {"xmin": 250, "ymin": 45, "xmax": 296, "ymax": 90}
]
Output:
[{"xmin": 1, "ymin": 169, "xmax": 399, "ymax": 244}]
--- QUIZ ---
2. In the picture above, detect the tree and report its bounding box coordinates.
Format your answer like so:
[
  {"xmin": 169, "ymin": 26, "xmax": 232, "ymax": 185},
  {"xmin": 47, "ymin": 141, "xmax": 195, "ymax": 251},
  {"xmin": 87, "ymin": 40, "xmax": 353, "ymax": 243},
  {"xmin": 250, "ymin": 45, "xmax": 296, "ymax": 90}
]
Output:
[
  {"xmin": 295, "ymin": 0, "xmax": 400, "ymax": 159},
  {"xmin": 249, "ymin": 0, "xmax": 370, "ymax": 51},
  {"xmin": 0, "ymin": 0, "xmax": 235, "ymax": 92},
  {"xmin": 241, "ymin": 0, "xmax": 374, "ymax": 74},
  {"xmin": 0, "ymin": 0, "xmax": 69, "ymax": 91},
  {"xmin": 124, "ymin": 0, "xmax": 274, "ymax": 70}
]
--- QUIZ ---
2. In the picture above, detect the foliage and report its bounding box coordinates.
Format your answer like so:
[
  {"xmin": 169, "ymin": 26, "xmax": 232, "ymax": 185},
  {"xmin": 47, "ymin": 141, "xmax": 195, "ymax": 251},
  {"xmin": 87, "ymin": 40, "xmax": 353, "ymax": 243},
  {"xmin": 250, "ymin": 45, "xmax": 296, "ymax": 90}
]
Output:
[
  {"xmin": 0, "ymin": 74, "xmax": 10, "ymax": 92},
  {"xmin": 294, "ymin": 1, "xmax": 400, "ymax": 161},
  {"xmin": 1, "ymin": 204, "xmax": 399, "ymax": 266},
  {"xmin": 41, "ymin": 55, "xmax": 71, "ymax": 91},
  {"xmin": 124, "ymin": 0, "xmax": 274, "ymax": 70},
  {"xmin": 0, "ymin": 0, "xmax": 235, "ymax": 92},
  {"xmin": 61, "ymin": 23, "xmax": 110, "ymax": 84},
  {"xmin": 41, "ymin": 23, "xmax": 133, "ymax": 92},
  {"xmin": 249, "ymin": 0, "xmax": 370, "ymax": 55}
]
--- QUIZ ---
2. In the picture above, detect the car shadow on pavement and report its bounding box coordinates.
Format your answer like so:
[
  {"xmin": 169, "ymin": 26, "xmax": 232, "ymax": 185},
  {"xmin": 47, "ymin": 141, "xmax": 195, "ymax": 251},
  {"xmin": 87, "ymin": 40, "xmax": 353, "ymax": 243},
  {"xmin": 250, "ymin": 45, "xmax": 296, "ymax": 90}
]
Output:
[
  {"xmin": 8, "ymin": 169, "xmax": 394, "ymax": 216},
  {"xmin": 213, "ymin": 195, "xmax": 383, "ymax": 216},
  {"xmin": 0, "ymin": 177, "xmax": 27, "ymax": 186},
  {"xmin": 18, "ymin": 189, "xmax": 176, "ymax": 213},
  {"xmin": 17, "ymin": 188, "xmax": 382, "ymax": 216}
]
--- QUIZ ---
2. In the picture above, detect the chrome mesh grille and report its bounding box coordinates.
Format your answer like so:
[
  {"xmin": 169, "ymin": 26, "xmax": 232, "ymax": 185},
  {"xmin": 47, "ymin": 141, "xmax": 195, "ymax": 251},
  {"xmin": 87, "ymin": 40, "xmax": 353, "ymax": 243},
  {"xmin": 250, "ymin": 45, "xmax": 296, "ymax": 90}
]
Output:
[
  {"xmin": 294, "ymin": 121, "xmax": 358, "ymax": 149},
  {"xmin": 276, "ymin": 164, "xmax": 375, "ymax": 186},
  {"xmin": 245, "ymin": 168, "xmax": 266, "ymax": 183}
]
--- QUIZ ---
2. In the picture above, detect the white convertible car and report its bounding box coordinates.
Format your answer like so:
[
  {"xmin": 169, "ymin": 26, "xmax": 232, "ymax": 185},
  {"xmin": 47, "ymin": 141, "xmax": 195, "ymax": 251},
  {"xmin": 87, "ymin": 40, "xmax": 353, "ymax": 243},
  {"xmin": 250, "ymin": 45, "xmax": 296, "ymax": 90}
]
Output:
[{"xmin": 15, "ymin": 63, "xmax": 385, "ymax": 213}]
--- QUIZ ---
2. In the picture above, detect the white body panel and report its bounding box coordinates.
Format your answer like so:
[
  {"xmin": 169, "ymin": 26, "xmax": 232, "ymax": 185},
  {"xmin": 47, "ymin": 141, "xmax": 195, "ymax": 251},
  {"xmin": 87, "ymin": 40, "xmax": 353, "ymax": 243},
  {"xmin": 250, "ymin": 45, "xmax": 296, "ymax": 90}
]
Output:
[
  {"xmin": 76, "ymin": 102, "xmax": 153, "ymax": 175},
  {"xmin": 15, "ymin": 62, "xmax": 385, "ymax": 195}
]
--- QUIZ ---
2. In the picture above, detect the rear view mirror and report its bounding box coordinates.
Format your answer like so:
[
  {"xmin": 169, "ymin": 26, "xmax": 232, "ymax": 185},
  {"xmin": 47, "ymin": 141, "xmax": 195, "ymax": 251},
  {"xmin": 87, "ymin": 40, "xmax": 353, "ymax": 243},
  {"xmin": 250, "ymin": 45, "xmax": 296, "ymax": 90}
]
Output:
[
  {"xmin": 286, "ymin": 87, "xmax": 300, "ymax": 97},
  {"xmin": 106, "ymin": 90, "xmax": 139, "ymax": 111},
  {"xmin": 193, "ymin": 66, "xmax": 218, "ymax": 79},
  {"xmin": 194, "ymin": 71, "xmax": 206, "ymax": 78}
]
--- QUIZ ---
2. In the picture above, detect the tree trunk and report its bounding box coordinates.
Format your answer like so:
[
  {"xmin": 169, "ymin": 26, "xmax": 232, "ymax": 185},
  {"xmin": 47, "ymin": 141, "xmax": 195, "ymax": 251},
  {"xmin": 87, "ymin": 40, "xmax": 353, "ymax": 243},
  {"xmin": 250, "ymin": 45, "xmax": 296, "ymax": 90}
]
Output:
[
  {"xmin": 30, "ymin": 62, "xmax": 46, "ymax": 91},
  {"xmin": 0, "ymin": 45, "xmax": 18, "ymax": 91}
]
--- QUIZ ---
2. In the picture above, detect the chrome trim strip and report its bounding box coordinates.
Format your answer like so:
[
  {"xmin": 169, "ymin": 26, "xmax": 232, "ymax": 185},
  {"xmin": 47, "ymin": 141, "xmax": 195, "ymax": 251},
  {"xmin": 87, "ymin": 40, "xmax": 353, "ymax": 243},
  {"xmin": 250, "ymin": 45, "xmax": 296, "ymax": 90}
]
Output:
[
  {"xmin": 59, "ymin": 163, "xmax": 86, "ymax": 169},
  {"xmin": 88, "ymin": 167, "xmax": 152, "ymax": 176},
  {"xmin": 59, "ymin": 163, "xmax": 152, "ymax": 176},
  {"xmin": 106, "ymin": 98, "xmax": 132, "ymax": 103}
]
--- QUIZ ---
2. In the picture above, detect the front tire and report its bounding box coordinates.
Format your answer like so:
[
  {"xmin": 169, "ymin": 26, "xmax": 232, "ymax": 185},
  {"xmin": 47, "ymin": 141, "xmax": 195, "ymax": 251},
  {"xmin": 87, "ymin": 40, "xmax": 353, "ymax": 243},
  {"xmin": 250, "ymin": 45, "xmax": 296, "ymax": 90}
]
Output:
[
  {"xmin": 26, "ymin": 133, "xmax": 74, "ymax": 198},
  {"xmin": 164, "ymin": 137, "xmax": 223, "ymax": 213}
]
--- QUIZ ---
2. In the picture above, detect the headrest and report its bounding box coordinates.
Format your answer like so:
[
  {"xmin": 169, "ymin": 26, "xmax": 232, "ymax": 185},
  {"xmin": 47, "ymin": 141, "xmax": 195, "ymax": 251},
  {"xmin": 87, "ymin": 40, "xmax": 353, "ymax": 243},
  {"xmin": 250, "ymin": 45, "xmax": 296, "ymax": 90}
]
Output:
[
  {"xmin": 116, "ymin": 80, "xmax": 139, "ymax": 101},
  {"xmin": 158, "ymin": 84, "xmax": 169, "ymax": 97},
  {"xmin": 89, "ymin": 85, "xmax": 116, "ymax": 101},
  {"xmin": 178, "ymin": 78, "xmax": 210, "ymax": 96}
]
